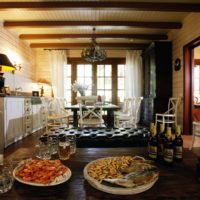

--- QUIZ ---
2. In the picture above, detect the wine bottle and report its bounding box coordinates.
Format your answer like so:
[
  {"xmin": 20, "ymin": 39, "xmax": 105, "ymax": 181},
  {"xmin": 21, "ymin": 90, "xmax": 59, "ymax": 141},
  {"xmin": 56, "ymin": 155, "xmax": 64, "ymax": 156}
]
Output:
[
  {"xmin": 148, "ymin": 122, "xmax": 155, "ymax": 153},
  {"xmin": 149, "ymin": 125, "xmax": 158, "ymax": 160},
  {"xmin": 157, "ymin": 123, "xmax": 165, "ymax": 160},
  {"xmin": 164, "ymin": 127, "xmax": 174, "ymax": 165},
  {"xmin": 174, "ymin": 125, "xmax": 183, "ymax": 162}
]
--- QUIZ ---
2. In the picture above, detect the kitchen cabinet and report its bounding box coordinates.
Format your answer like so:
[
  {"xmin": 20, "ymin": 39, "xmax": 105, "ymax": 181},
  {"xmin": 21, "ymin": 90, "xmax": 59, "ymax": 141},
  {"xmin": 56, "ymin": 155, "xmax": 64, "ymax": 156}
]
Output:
[
  {"xmin": 0, "ymin": 96, "xmax": 47, "ymax": 149},
  {"xmin": 24, "ymin": 98, "xmax": 32, "ymax": 136},
  {"xmin": 141, "ymin": 42, "xmax": 172, "ymax": 126},
  {"xmin": 3, "ymin": 98, "xmax": 25, "ymax": 147},
  {"xmin": 32, "ymin": 104, "xmax": 44, "ymax": 132},
  {"xmin": 32, "ymin": 97, "xmax": 47, "ymax": 132}
]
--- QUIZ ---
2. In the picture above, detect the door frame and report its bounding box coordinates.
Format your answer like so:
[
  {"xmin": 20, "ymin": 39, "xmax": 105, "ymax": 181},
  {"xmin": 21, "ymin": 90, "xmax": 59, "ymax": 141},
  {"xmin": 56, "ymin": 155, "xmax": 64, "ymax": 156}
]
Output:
[{"xmin": 183, "ymin": 36, "xmax": 200, "ymax": 134}]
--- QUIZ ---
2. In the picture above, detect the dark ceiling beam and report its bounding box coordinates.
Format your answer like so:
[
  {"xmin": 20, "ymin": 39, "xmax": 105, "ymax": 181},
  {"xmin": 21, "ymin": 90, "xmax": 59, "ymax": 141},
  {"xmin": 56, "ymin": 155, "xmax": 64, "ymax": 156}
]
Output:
[
  {"xmin": 4, "ymin": 21, "xmax": 182, "ymax": 29},
  {"xmin": 19, "ymin": 33, "xmax": 168, "ymax": 40},
  {"xmin": 30, "ymin": 43, "xmax": 148, "ymax": 49},
  {"xmin": 0, "ymin": 1, "xmax": 200, "ymax": 12}
]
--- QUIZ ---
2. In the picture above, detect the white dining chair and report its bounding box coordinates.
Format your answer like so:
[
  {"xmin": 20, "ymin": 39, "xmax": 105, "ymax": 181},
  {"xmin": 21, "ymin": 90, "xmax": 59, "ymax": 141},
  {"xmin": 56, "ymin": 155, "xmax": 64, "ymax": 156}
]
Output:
[
  {"xmin": 114, "ymin": 98, "xmax": 132, "ymax": 116},
  {"xmin": 155, "ymin": 97, "xmax": 180, "ymax": 129},
  {"xmin": 115, "ymin": 97, "xmax": 143, "ymax": 128},
  {"xmin": 190, "ymin": 121, "xmax": 200, "ymax": 150},
  {"xmin": 77, "ymin": 96, "xmax": 104, "ymax": 128},
  {"xmin": 45, "ymin": 98, "xmax": 70, "ymax": 131}
]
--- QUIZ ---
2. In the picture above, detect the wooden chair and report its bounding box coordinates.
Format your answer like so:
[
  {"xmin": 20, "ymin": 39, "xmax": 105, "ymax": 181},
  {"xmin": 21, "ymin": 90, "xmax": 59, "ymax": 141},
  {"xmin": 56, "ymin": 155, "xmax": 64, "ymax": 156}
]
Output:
[
  {"xmin": 77, "ymin": 96, "xmax": 104, "ymax": 128},
  {"xmin": 115, "ymin": 97, "xmax": 143, "ymax": 128},
  {"xmin": 155, "ymin": 97, "xmax": 180, "ymax": 129},
  {"xmin": 114, "ymin": 98, "xmax": 132, "ymax": 116},
  {"xmin": 190, "ymin": 121, "xmax": 200, "ymax": 150},
  {"xmin": 46, "ymin": 98, "xmax": 70, "ymax": 131}
]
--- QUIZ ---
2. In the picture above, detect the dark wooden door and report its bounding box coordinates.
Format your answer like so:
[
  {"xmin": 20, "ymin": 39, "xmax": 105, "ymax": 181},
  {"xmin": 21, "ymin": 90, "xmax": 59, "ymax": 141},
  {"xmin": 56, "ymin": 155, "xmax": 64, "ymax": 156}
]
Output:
[{"xmin": 183, "ymin": 36, "xmax": 200, "ymax": 134}]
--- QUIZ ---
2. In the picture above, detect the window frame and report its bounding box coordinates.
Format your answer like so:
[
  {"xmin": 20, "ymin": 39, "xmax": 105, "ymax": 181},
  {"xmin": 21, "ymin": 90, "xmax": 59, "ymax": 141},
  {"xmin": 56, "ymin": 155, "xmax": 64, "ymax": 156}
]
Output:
[{"xmin": 67, "ymin": 57, "xmax": 125, "ymax": 105}]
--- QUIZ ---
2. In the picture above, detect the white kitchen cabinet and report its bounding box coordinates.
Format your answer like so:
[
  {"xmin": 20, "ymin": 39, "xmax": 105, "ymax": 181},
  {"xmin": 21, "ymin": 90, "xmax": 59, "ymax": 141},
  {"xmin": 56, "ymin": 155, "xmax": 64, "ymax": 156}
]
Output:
[
  {"xmin": 0, "ymin": 97, "xmax": 47, "ymax": 149},
  {"xmin": 32, "ymin": 97, "xmax": 47, "ymax": 132},
  {"xmin": 32, "ymin": 103, "xmax": 43, "ymax": 132},
  {"xmin": 24, "ymin": 98, "xmax": 32, "ymax": 136},
  {"xmin": 4, "ymin": 97, "xmax": 25, "ymax": 147}
]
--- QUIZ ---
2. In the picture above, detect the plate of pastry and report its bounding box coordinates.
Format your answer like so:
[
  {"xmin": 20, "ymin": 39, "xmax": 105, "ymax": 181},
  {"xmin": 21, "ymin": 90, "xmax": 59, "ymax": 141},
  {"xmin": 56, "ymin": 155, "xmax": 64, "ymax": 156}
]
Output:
[{"xmin": 83, "ymin": 156, "xmax": 159, "ymax": 195}]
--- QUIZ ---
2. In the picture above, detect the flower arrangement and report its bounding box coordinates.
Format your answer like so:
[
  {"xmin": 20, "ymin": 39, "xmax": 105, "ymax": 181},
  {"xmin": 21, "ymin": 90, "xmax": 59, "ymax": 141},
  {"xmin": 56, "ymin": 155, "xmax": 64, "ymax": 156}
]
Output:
[{"xmin": 71, "ymin": 80, "xmax": 89, "ymax": 96}]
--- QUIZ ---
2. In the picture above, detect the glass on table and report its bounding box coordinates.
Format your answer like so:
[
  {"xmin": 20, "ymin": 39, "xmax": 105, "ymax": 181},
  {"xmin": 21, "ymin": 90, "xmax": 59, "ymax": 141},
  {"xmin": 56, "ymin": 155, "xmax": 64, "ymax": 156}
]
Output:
[
  {"xmin": 35, "ymin": 134, "xmax": 52, "ymax": 160},
  {"xmin": 48, "ymin": 134, "xmax": 58, "ymax": 155},
  {"xmin": 58, "ymin": 135, "xmax": 71, "ymax": 160},
  {"xmin": 66, "ymin": 135, "xmax": 76, "ymax": 154},
  {"xmin": 0, "ymin": 163, "xmax": 14, "ymax": 194}
]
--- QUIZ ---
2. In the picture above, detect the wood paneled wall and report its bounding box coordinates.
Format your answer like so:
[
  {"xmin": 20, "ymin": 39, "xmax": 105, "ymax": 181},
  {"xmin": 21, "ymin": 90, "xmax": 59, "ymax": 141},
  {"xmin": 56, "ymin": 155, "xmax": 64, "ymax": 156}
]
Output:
[
  {"xmin": 168, "ymin": 13, "xmax": 200, "ymax": 131},
  {"xmin": 35, "ymin": 49, "xmax": 126, "ymax": 83},
  {"xmin": 0, "ymin": 22, "xmax": 35, "ymax": 92},
  {"xmin": 35, "ymin": 49, "xmax": 126, "ymax": 97}
]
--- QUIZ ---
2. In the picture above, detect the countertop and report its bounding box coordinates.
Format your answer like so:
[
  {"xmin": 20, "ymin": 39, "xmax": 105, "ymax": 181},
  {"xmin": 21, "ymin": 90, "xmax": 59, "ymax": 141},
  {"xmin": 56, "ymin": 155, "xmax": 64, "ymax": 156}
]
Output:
[{"xmin": 0, "ymin": 95, "xmax": 43, "ymax": 104}]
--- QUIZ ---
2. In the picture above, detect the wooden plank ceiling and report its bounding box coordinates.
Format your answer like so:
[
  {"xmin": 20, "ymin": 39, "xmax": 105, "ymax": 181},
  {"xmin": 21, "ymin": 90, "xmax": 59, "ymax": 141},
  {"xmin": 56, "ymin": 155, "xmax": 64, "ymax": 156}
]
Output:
[{"xmin": 0, "ymin": 0, "xmax": 200, "ymax": 49}]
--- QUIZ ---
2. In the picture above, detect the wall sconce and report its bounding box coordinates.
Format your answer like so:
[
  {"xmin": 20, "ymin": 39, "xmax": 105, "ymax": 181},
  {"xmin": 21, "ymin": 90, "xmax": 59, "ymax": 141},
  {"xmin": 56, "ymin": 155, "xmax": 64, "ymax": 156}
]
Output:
[{"xmin": 12, "ymin": 62, "xmax": 22, "ymax": 74}]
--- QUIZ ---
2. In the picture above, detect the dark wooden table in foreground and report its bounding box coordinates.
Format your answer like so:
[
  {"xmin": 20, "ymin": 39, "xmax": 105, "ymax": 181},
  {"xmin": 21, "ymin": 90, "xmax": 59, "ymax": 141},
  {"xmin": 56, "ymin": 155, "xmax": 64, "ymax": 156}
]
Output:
[{"xmin": 2, "ymin": 147, "xmax": 200, "ymax": 200}]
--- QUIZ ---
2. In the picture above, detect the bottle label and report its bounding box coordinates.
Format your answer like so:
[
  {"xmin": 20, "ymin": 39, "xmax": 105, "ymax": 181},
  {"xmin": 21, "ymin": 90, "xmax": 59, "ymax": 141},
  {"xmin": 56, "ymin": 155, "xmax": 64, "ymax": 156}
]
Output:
[
  {"xmin": 164, "ymin": 148, "xmax": 174, "ymax": 163},
  {"xmin": 174, "ymin": 146, "xmax": 183, "ymax": 159},
  {"xmin": 149, "ymin": 145, "xmax": 157, "ymax": 159}
]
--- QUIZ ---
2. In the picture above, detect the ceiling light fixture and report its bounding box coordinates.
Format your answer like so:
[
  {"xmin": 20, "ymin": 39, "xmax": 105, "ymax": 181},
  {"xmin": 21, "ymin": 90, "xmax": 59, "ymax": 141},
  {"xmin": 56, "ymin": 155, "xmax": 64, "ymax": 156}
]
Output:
[{"xmin": 81, "ymin": 28, "xmax": 107, "ymax": 63}]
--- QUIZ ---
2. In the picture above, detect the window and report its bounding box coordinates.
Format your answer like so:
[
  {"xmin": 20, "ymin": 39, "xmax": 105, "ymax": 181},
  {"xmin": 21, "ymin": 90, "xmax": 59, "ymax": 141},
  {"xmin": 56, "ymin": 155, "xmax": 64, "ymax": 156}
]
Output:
[
  {"xmin": 194, "ymin": 65, "xmax": 200, "ymax": 99},
  {"xmin": 117, "ymin": 64, "xmax": 125, "ymax": 103},
  {"xmin": 97, "ymin": 64, "xmax": 112, "ymax": 102},
  {"xmin": 64, "ymin": 58, "xmax": 125, "ymax": 105},
  {"xmin": 77, "ymin": 64, "xmax": 92, "ymax": 96},
  {"xmin": 64, "ymin": 64, "xmax": 72, "ymax": 106}
]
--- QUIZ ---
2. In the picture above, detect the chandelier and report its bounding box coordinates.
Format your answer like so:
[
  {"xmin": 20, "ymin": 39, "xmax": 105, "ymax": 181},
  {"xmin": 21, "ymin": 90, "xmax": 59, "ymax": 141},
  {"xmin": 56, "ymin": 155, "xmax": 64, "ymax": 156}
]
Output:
[{"xmin": 81, "ymin": 29, "xmax": 107, "ymax": 63}]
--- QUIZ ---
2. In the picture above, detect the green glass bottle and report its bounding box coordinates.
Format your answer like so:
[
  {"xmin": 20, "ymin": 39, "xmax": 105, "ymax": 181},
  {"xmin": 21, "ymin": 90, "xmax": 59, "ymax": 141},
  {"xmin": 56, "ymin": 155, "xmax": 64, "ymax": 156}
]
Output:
[
  {"xmin": 164, "ymin": 127, "xmax": 174, "ymax": 165},
  {"xmin": 174, "ymin": 125, "xmax": 183, "ymax": 162},
  {"xmin": 149, "ymin": 125, "xmax": 158, "ymax": 160},
  {"xmin": 157, "ymin": 123, "xmax": 165, "ymax": 159}
]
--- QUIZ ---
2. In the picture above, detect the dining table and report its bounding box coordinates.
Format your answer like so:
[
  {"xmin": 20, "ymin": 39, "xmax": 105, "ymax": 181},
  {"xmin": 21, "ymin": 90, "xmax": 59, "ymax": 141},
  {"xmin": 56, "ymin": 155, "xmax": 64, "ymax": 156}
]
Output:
[
  {"xmin": 65, "ymin": 103, "xmax": 119, "ymax": 128},
  {"xmin": 2, "ymin": 147, "xmax": 200, "ymax": 200}
]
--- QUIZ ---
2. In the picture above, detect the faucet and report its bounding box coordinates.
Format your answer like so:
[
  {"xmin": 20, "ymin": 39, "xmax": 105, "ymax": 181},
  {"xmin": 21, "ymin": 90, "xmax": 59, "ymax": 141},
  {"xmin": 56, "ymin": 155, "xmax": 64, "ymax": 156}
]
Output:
[{"xmin": 15, "ymin": 87, "xmax": 22, "ymax": 96}]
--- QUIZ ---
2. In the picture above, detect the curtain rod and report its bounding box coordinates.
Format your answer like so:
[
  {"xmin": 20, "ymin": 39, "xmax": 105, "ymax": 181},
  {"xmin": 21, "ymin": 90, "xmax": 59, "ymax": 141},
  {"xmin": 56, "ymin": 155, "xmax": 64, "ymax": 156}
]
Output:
[
  {"xmin": 44, "ymin": 49, "xmax": 69, "ymax": 51},
  {"xmin": 43, "ymin": 48, "xmax": 144, "ymax": 51}
]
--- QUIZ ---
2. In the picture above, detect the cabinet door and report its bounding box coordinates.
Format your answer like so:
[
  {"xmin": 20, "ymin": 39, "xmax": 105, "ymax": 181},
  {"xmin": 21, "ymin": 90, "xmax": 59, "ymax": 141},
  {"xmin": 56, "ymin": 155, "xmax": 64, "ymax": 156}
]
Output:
[
  {"xmin": 24, "ymin": 98, "xmax": 32, "ymax": 136},
  {"xmin": 32, "ymin": 104, "xmax": 43, "ymax": 132},
  {"xmin": 4, "ymin": 98, "xmax": 24, "ymax": 147}
]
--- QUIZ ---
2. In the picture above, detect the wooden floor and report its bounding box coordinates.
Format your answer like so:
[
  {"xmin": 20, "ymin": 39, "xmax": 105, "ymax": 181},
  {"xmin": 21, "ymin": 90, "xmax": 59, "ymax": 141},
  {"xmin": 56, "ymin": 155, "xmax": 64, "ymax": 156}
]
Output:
[
  {"xmin": 183, "ymin": 135, "xmax": 200, "ymax": 148},
  {"xmin": 4, "ymin": 128, "xmax": 200, "ymax": 160}
]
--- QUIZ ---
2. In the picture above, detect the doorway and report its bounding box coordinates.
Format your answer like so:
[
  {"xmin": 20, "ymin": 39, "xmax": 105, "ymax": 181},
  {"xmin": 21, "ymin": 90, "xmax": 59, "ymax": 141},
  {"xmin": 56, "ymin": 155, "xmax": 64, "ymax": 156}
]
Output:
[{"xmin": 184, "ymin": 36, "xmax": 200, "ymax": 134}]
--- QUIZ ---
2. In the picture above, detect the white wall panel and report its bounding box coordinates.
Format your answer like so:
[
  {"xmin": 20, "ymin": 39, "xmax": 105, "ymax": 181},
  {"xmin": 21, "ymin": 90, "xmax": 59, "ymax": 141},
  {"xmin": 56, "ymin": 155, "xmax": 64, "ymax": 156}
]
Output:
[
  {"xmin": 0, "ymin": 23, "xmax": 35, "ymax": 93},
  {"xmin": 168, "ymin": 13, "xmax": 200, "ymax": 129}
]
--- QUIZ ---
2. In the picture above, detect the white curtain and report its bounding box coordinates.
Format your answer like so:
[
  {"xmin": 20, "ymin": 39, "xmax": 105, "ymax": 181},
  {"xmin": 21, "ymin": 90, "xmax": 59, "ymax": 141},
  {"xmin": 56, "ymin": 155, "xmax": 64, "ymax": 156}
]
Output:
[
  {"xmin": 48, "ymin": 50, "xmax": 67, "ymax": 98},
  {"xmin": 125, "ymin": 50, "xmax": 143, "ymax": 98}
]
